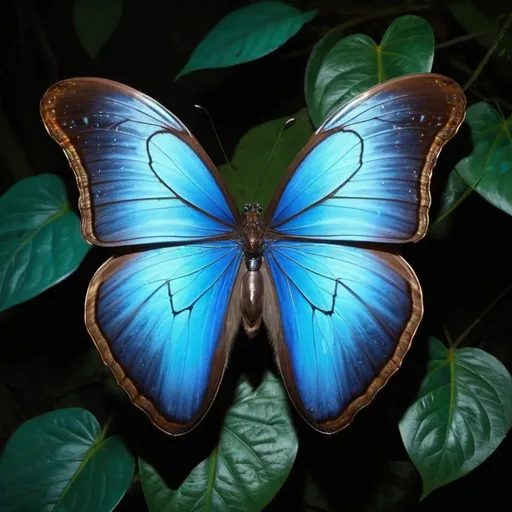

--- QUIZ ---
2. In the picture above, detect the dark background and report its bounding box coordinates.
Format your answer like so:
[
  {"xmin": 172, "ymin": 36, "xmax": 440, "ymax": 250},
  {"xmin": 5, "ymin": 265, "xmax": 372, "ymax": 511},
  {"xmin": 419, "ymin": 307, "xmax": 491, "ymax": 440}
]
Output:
[{"xmin": 0, "ymin": 0, "xmax": 511, "ymax": 510}]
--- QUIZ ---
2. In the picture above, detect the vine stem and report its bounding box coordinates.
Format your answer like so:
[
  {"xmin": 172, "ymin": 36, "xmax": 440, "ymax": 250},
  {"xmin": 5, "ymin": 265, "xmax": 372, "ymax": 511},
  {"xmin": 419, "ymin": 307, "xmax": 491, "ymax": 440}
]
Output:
[
  {"xmin": 443, "ymin": 324, "xmax": 454, "ymax": 348},
  {"xmin": 100, "ymin": 414, "xmax": 114, "ymax": 439},
  {"xmin": 452, "ymin": 282, "xmax": 512, "ymax": 349},
  {"xmin": 463, "ymin": 12, "xmax": 512, "ymax": 92},
  {"xmin": 436, "ymin": 32, "xmax": 485, "ymax": 50}
]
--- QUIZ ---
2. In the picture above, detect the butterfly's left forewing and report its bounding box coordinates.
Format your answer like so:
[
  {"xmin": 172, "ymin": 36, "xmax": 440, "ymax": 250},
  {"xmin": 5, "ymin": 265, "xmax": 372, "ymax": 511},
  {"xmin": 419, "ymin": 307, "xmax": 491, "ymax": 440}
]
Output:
[
  {"xmin": 41, "ymin": 78, "xmax": 239, "ymax": 246},
  {"xmin": 87, "ymin": 241, "xmax": 243, "ymax": 435}
]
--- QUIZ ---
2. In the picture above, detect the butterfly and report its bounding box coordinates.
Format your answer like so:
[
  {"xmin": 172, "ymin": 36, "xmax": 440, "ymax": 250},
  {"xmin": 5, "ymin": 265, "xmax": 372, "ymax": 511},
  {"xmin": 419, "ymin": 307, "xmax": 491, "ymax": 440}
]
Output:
[{"xmin": 40, "ymin": 74, "xmax": 466, "ymax": 435}]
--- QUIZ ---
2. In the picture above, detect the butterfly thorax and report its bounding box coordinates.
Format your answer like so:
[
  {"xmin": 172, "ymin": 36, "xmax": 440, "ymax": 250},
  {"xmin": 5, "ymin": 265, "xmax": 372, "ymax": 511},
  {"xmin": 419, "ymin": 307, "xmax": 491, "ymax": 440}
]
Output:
[
  {"xmin": 240, "ymin": 203, "xmax": 265, "ymax": 338},
  {"xmin": 240, "ymin": 203, "xmax": 265, "ymax": 259}
]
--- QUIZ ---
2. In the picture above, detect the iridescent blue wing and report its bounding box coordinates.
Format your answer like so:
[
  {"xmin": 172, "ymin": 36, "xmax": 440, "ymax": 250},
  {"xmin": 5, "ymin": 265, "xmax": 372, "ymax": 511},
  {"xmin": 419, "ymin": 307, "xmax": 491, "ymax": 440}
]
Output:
[
  {"xmin": 263, "ymin": 241, "xmax": 422, "ymax": 433},
  {"xmin": 41, "ymin": 78, "xmax": 239, "ymax": 246},
  {"xmin": 86, "ymin": 241, "xmax": 243, "ymax": 434},
  {"xmin": 265, "ymin": 74, "xmax": 466, "ymax": 242}
]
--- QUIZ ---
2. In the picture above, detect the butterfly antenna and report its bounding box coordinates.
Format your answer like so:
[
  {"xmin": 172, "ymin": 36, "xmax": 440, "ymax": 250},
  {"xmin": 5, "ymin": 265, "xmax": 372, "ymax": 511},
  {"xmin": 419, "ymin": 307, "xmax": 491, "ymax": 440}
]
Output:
[
  {"xmin": 194, "ymin": 104, "xmax": 249, "ymax": 200},
  {"xmin": 252, "ymin": 117, "xmax": 296, "ymax": 204}
]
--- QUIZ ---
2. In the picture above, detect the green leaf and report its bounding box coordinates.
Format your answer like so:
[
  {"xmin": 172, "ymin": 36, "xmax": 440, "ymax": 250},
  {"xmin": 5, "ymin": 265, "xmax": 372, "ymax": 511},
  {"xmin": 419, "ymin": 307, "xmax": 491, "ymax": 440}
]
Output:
[
  {"xmin": 176, "ymin": 1, "xmax": 317, "ymax": 79},
  {"xmin": 308, "ymin": 15, "xmax": 434, "ymax": 126},
  {"xmin": 73, "ymin": 0, "xmax": 123, "ymax": 58},
  {"xmin": 0, "ymin": 408, "xmax": 134, "ymax": 511},
  {"xmin": 218, "ymin": 108, "xmax": 312, "ymax": 212},
  {"xmin": 0, "ymin": 174, "xmax": 90, "ymax": 313},
  {"xmin": 305, "ymin": 26, "xmax": 344, "ymax": 117},
  {"xmin": 140, "ymin": 372, "xmax": 298, "ymax": 512},
  {"xmin": 433, "ymin": 170, "xmax": 471, "ymax": 223},
  {"xmin": 399, "ymin": 337, "xmax": 512, "ymax": 498},
  {"xmin": 455, "ymin": 102, "xmax": 512, "ymax": 216}
]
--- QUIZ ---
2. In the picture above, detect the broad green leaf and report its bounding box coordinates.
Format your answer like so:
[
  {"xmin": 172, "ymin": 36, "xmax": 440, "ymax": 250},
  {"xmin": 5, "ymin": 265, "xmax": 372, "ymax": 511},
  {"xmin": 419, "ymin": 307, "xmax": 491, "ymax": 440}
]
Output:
[
  {"xmin": 0, "ymin": 408, "xmax": 134, "ymax": 511},
  {"xmin": 399, "ymin": 337, "xmax": 512, "ymax": 498},
  {"xmin": 176, "ymin": 1, "xmax": 317, "ymax": 79},
  {"xmin": 73, "ymin": 0, "xmax": 123, "ymax": 58},
  {"xmin": 219, "ymin": 108, "xmax": 312, "ymax": 211},
  {"xmin": 0, "ymin": 174, "xmax": 90, "ymax": 313},
  {"xmin": 455, "ymin": 102, "xmax": 512, "ymax": 216},
  {"xmin": 305, "ymin": 26, "xmax": 344, "ymax": 116},
  {"xmin": 140, "ymin": 372, "xmax": 298, "ymax": 512},
  {"xmin": 308, "ymin": 15, "xmax": 434, "ymax": 126},
  {"xmin": 432, "ymin": 170, "xmax": 471, "ymax": 224}
]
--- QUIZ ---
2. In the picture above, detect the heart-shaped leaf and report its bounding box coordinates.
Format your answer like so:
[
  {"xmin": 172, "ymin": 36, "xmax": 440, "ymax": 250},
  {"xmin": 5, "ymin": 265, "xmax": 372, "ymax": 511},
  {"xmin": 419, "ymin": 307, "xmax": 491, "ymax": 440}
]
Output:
[
  {"xmin": 0, "ymin": 173, "xmax": 90, "ymax": 313},
  {"xmin": 176, "ymin": 1, "xmax": 317, "ymax": 79},
  {"xmin": 219, "ymin": 108, "xmax": 313, "ymax": 212},
  {"xmin": 429, "ymin": 169, "xmax": 472, "ymax": 233},
  {"xmin": 307, "ymin": 15, "xmax": 434, "ymax": 126},
  {"xmin": 399, "ymin": 337, "xmax": 512, "ymax": 498},
  {"xmin": 0, "ymin": 408, "xmax": 134, "ymax": 511},
  {"xmin": 455, "ymin": 102, "xmax": 512, "ymax": 216},
  {"xmin": 73, "ymin": 0, "xmax": 123, "ymax": 58},
  {"xmin": 304, "ymin": 26, "xmax": 344, "ymax": 117},
  {"xmin": 140, "ymin": 372, "xmax": 298, "ymax": 512}
]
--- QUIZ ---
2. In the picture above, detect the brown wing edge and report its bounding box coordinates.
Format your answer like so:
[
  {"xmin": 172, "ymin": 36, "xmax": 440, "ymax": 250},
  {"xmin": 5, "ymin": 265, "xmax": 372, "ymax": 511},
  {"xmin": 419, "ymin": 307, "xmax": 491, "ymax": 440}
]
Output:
[
  {"xmin": 40, "ymin": 77, "xmax": 240, "ymax": 247},
  {"xmin": 261, "ymin": 252, "xmax": 423, "ymax": 434},
  {"xmin": 264, "ymin": 73, "xmax": 467, "ymax": 243},
  {"xmin": 84, "ymin": 253, "xmax": 244, "ymax": 435}
]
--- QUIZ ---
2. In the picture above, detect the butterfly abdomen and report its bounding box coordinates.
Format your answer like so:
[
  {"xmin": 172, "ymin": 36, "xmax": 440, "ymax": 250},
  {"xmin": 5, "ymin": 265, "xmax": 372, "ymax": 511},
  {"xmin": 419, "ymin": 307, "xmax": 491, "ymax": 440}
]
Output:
[
  {"xmin": 240, "ymin": 203, "xmax": 266, "ymax": 338},
  {"xmin": 241, "ymin": 261, "xmax": 263, "ymax": 338}
]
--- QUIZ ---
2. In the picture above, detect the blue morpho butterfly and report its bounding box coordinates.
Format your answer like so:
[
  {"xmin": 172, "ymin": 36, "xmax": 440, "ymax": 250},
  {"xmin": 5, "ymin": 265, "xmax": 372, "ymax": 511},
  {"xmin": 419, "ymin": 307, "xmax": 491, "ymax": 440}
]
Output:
[{"xmin": 40, "ymin": 74, "xmax": 466, "ymax": 435}]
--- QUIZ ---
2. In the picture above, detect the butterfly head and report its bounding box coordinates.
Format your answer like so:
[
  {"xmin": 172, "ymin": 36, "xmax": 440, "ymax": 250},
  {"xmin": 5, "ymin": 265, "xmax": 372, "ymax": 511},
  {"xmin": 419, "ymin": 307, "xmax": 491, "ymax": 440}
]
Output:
[{"xmin": 242, "ymin": 203, "xmax": 263, "ymax": 216}]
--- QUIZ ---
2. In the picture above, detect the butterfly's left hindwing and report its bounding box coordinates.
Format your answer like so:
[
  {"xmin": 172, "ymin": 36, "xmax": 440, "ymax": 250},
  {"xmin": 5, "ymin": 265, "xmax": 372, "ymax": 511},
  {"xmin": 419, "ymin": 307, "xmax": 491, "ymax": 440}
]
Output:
[
  {"xmin": 86, "ymin": 241, "xmax": 243, "ymax": 435},
  {"xmin": 263, "ymin": 241, "xmax": 422, "ymax": 433}
]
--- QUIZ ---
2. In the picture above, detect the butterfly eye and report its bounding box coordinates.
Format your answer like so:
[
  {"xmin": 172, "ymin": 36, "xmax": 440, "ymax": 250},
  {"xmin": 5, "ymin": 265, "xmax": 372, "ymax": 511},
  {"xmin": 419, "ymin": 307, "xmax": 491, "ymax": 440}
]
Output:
[
  {"xmin": 242, "ymin": 204, "xmax": 249, "ymax": 214},
  {"xmin": 257, "ymin": 206, "xmax": 263, "ymax": 215}
]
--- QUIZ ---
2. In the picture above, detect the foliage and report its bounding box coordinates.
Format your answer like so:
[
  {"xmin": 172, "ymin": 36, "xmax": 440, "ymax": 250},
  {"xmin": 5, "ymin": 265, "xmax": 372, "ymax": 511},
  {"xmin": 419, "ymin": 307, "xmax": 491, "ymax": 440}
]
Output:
[
  {"xmin": 0, "ymin": 408, "xmax": 134, "ymax": 511},
  {"xmin": 1, "ymin": 1, "xmax": 511, "ymax": 511},
  {"xmin": 0, "ymin": 174, "xmax": 90, "ymax": 313},
  {"xmin": 140, "ymin": 373, "xmax": 298, "ymax": 512}
]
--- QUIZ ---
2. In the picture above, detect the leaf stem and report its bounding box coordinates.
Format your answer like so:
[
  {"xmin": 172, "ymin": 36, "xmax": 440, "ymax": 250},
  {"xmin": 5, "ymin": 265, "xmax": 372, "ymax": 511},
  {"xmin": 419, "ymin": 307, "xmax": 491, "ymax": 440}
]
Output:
[
  {"xmin": 463, "ymin": 12, "xmax": 512, "ymax": 92},
  {"xmin": 452, "ymin": 282, "xmax": 512, "ymax": 349},
  {"xmin": 100, "ymin": 414, "xmax": 114, "ymax": 439},
  {"xmin": 436, "ymin": 32, "xmax": 486, "ymax": 50},
  {"xmin": 443, "ymin": 324, "xmax": 454, "ymax": 348}
]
